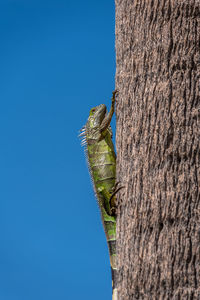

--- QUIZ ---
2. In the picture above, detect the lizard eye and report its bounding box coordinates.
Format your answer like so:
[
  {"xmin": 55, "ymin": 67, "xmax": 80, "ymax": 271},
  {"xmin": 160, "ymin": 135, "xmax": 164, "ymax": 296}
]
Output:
[{"xmin": 90, "ymin": 108, "xmax": 96, "ymax": 115}]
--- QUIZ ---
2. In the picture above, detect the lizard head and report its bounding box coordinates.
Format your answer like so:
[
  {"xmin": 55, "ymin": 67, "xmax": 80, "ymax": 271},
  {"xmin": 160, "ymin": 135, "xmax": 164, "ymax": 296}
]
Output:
[
  {"xmin": 79, "ymin": 104, "xmax": 107, "ymax": 146},
  {"xmin": 88, "ymin": 104, "xmax": 106, "ymax": 128},
  {"xmin": 85, "ymin": 104, "xmax": 107, "ymax": 141}
]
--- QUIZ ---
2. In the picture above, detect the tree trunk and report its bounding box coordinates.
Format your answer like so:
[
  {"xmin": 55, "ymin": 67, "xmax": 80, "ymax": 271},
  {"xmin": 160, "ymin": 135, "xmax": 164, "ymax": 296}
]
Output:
[{"xmin": 115, "ymin": 1, "xmax": 200, "ymax": 299}]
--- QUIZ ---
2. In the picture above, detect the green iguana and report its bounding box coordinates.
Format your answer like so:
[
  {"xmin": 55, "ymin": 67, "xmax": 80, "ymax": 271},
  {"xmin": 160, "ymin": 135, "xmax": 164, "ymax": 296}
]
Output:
[{"xmin": 80, "ymin": 91, "xmax": 118, "ymax": 300}]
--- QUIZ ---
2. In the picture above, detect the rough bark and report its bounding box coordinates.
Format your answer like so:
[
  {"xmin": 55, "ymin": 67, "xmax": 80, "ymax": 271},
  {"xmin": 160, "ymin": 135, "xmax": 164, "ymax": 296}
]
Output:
[{"xmin": 115, "ymin": 0, "xmax": 200, "ymax": 299}]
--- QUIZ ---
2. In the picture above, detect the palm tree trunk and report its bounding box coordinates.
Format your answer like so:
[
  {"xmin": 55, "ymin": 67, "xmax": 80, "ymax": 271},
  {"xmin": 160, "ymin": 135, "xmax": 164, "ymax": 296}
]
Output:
[{"xmin": 115, "ymin": 1, "xmax": 200, "ymax": 298}]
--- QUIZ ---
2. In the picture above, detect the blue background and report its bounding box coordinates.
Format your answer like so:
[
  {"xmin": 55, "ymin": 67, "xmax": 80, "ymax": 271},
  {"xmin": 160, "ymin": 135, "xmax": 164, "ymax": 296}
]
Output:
[{"xmin": 0, "ymin": 1, "xmax": 116, "ymax": 299}]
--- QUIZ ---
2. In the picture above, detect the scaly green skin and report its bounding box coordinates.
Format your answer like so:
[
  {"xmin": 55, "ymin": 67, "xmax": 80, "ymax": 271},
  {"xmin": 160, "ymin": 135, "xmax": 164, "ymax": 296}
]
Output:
[{"xmin": 80, "ymin": 91, "xmax": 118, "ymax": 300}]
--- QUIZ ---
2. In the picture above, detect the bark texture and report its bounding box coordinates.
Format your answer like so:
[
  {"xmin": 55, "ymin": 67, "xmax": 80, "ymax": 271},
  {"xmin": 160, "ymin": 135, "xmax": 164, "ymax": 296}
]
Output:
[{"xmin": 115, "ymin": 1, "xmax": 200, "ymax": 299}]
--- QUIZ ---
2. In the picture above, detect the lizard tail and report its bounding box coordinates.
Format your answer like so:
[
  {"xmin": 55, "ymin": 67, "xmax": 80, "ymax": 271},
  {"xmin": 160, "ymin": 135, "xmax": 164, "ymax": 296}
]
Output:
[
  {"xmin": 112, "ymin": 288, "xmax": 118, "ymax": 300},
  {"xmin": 108, "ymin": 240, "xmax": 118, "ymax": 300},
  {"xmin": 102, "ymin": 206, "xmax": 118, "ymax": 299}
]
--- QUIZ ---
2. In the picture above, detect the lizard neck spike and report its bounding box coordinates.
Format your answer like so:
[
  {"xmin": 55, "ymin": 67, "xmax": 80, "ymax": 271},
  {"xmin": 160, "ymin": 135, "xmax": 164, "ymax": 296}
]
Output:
[
  {"xmin": 78, "ymin": 126, "xmax": 86, "ymax": 136},
  {"xmin": 78, "ymin": 132, "xmax": 85, "ymax": 137}
]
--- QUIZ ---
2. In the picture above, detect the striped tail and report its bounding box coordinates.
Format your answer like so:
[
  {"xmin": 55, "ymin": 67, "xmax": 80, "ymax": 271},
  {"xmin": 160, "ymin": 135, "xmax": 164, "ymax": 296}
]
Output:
[
  {"xmin": 103, "ymin": 211, "xmax": 118, "ymax": 300},
  {"xmin": 108, "ymin": 240, "xmax": 118, "ymax": 300},
  {"xmin": 100, "ymin": 201, "xmax": 118, "ymax": 299},
  {"xmin": 112, "ymin": 288, "xmax": 118, "ymax": 300}
]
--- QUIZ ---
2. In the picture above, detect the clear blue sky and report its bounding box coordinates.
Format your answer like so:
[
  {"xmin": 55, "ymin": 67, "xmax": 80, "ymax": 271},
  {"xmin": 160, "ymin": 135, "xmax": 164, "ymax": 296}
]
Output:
[{"xmin": 0, "ymin": 1, "xmax": 116, "ymax": 299}]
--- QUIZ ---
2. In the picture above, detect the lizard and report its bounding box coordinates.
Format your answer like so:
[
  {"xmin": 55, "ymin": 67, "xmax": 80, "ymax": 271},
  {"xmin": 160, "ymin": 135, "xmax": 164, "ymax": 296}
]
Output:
[{"xmin": 79, "ymin": 91, "xmax": 118, "ymax": 300}]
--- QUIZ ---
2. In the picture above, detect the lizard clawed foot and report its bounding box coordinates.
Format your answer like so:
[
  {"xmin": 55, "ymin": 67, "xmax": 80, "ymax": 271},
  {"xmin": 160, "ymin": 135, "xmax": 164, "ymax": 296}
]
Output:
[
  {"xmin": 112, "ymin": 181, "xmax": 120, "ymax": 191},
  {"xmin": 112, "ymin": 90, "xmax": 118, "ymax": 103},
  {"xmin": 111, "ymin": 181, "xmax": 124, "ymax": 195},
  {"xmin": 109, "ymin": 182, "xmax": 125, "ymax": 215},
  {"xmin": 110, "ymin": 185, "xmax": 124, "ymax": 203}
]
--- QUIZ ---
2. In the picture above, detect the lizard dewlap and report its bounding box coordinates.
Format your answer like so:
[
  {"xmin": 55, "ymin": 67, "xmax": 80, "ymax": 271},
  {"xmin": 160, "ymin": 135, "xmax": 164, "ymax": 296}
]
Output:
[{"xmin": 80, "ymin": 91, "xmax": 118, "ymax": 300}]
